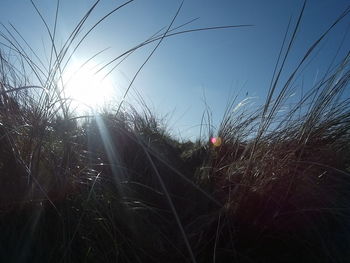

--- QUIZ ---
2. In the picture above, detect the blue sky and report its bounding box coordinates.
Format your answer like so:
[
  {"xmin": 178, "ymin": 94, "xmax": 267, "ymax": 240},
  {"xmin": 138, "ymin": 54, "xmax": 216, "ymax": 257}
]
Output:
[{"xmin": 0, "ymin": 0, "xmax": 349, "ymax": 139}]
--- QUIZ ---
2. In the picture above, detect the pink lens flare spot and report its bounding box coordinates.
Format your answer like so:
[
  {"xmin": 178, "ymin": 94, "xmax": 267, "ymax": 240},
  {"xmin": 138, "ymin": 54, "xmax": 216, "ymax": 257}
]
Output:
[{"xmin": 210, "ymin": 136, "xmax": 222, "ymax": 147}]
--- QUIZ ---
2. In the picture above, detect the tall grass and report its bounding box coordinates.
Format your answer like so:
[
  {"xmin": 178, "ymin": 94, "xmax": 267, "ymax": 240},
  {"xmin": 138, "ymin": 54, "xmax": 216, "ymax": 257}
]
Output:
[{"xmin": 0, "ymin": 0, "xmax": 350, "ymax": 262}]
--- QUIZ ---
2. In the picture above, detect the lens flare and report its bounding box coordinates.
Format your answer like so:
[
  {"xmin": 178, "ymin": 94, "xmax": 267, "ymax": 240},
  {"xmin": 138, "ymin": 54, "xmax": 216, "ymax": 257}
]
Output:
[{"xmin": 210, "ymin": 136, "xmax": 222, "ymax": 147}]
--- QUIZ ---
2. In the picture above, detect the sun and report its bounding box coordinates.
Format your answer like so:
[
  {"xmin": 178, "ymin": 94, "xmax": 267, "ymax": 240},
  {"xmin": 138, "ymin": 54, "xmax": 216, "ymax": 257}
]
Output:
[{"xmin": 63, "ymin": 60, "xmax": 114, "ymax": 112}]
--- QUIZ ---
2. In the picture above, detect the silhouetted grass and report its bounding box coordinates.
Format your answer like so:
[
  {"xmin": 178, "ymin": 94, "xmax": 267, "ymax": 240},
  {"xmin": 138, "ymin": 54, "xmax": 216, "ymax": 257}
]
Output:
[{"xmin": 0, "ymin": 1, "xmax": 350, "ymax": 262}]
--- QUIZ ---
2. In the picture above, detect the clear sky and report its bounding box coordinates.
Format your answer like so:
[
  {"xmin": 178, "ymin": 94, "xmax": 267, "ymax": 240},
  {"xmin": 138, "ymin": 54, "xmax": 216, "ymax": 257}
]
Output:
[{"xmin": 0, "ymin": 0, "xmax": 349, "ymax": 139}]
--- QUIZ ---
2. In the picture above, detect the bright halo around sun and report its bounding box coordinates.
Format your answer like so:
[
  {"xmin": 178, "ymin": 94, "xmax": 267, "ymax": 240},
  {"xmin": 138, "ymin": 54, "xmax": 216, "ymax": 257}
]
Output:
[{"xmin": 63, "ymin": 60, "xmax": 114, "ymax": 112}]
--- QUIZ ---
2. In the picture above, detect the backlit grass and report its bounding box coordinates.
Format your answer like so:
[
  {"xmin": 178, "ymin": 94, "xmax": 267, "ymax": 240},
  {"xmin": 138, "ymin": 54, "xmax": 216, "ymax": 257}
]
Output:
[{"xmin": 0, "ymin": 1, "xmax": 350, "ymax": 262}]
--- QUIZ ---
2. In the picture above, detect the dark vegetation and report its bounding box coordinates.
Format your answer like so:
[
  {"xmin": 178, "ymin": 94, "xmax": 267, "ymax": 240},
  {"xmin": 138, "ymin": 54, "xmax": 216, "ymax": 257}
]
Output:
[{"xmin": 0, "ymin": 1, "xmax": 350, "ymax": 262}]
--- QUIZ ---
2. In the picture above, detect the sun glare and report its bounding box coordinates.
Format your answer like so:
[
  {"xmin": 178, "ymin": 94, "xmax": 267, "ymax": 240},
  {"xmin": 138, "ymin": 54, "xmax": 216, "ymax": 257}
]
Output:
[{"xmin": 63, "ymin": 60, "xmax": 114, "ymax": 112}]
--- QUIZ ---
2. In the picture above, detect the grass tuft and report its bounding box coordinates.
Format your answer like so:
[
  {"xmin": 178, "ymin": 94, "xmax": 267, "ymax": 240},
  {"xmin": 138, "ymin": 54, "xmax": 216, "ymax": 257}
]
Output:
[{"xmin": 0, "ymin": 1, "xmax": 350, "ymax": 262}]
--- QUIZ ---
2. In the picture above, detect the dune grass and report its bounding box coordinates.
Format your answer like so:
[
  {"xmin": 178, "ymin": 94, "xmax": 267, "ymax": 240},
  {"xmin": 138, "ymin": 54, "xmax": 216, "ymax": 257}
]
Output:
[{"xmin": 0, "ymin": 0, "xmax": 350, "ymax": 262}]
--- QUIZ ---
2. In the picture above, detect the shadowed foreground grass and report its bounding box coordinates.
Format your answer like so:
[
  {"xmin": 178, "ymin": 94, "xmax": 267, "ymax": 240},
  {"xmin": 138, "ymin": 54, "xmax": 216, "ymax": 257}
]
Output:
[
  {"xmin": 1, "ymin": 1, "xmax": 350, "ymax": 262},
  {"xmin": 1, "ymin": 69, "xmax": 350, "ymax": 262}
]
